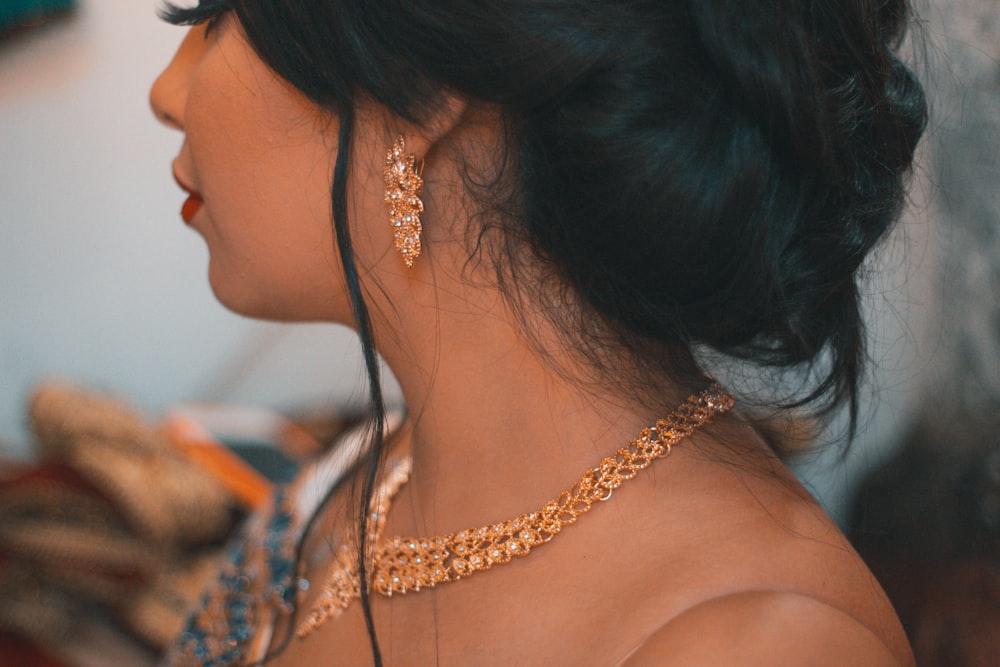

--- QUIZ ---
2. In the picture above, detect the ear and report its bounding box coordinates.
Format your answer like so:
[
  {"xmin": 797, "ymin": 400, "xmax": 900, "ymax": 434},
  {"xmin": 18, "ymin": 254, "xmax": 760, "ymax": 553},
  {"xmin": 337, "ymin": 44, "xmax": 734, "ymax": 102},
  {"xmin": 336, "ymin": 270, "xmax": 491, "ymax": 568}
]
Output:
[{"xmin": 386, "ymin": 91, "xmax": 470, "ymax": 160}]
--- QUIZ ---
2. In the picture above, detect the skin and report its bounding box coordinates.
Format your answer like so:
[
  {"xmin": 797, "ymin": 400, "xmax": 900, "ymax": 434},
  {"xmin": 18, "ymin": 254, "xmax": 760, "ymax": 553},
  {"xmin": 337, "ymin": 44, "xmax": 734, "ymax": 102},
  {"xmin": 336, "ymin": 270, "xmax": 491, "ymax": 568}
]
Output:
[{"xmin": 151, "ymin": 15, "xmax": 915, "ymax": 667}]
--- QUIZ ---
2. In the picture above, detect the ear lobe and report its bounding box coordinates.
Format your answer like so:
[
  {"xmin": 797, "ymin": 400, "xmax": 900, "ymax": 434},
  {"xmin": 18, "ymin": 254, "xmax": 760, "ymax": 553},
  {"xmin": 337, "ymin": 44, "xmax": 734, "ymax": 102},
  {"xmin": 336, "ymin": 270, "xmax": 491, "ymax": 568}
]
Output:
[
  {"xmin": 392, "ymin": 91, "xmax": 471, "ymax": 159},
  {"xmin": 423, "ymin": 91, "xmax": 471, "ymax": 145}
]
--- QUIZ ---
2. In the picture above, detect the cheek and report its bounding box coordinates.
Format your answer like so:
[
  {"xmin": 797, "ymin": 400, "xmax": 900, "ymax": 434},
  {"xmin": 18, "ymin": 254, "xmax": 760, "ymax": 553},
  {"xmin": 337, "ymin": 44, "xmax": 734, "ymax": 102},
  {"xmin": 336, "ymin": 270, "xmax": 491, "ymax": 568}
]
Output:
[
  {"xmin": 187, "ymin": 104, "xmax": 347, "ymax": 319},
  {"xmin": 181, "ymin": 34, "xmax": 366, "ymax": 322},
  {"xmin": 202, "ymin": 192, "xmax": 346, "ymax": 321},
  {"xmin": 206, "ymin": 166, "xmax": 344, "ymax": 320}
]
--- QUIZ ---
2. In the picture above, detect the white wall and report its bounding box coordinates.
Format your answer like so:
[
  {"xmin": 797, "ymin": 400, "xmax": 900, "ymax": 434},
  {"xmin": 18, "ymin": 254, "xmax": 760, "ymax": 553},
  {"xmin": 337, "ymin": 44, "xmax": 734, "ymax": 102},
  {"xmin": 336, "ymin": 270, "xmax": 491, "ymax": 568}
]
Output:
[{"xmin": 0, "ymin": 0, "xmax": 386, "ymax": 459}]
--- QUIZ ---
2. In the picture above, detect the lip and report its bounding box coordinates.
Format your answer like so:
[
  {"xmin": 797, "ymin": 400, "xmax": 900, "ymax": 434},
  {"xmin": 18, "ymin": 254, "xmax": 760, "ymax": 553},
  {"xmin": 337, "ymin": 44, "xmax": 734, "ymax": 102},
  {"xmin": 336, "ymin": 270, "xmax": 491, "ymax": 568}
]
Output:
[{"xmin": 172, "ymin": 167, "xmax": 204, "ymax": 224}]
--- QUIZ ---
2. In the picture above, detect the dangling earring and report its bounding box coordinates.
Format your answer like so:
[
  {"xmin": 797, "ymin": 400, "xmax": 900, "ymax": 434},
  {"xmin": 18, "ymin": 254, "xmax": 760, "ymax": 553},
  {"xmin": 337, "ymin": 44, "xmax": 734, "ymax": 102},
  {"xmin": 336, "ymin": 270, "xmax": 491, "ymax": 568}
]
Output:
[{"xmin": 383, "ymin": 136, "xmax": 424, "ymax": 268}]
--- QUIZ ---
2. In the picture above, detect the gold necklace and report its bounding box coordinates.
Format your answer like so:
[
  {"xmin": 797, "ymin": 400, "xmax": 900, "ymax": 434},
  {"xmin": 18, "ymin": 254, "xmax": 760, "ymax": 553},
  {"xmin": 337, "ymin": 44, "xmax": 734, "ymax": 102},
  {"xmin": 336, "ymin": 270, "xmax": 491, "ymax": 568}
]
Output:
[{"xmin": 296, "ymin": 383, "xmax": 734, "ymax": 638}]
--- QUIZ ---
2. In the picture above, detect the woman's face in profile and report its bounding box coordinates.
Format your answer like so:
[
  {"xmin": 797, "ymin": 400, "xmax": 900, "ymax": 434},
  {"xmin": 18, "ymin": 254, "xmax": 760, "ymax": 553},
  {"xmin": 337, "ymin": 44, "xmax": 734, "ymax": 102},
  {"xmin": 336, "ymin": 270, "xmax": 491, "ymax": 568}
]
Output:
[{"xmin": 150, "ymin": 15, "xmax": 354, "ymax": 323}]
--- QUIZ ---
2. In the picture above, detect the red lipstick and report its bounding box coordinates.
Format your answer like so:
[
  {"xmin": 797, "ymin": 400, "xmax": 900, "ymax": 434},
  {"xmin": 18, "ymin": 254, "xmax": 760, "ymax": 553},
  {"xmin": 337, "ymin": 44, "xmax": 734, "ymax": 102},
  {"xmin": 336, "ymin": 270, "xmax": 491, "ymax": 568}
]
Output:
[
  {"xmin": 181, "ymin": 195, "xmax": 202, "ymax": 223},
  {"xmin": 173, "ymin": 169, "xmax": 204, "ymax": 224}
]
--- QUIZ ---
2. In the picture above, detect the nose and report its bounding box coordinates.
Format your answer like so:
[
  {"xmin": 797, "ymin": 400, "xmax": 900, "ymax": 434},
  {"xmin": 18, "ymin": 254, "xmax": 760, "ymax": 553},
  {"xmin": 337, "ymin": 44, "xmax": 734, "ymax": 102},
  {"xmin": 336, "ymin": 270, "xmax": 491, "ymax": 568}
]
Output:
[{"xmin": 150, "ymin": 26, "xmax": 209, "ymax": 131}]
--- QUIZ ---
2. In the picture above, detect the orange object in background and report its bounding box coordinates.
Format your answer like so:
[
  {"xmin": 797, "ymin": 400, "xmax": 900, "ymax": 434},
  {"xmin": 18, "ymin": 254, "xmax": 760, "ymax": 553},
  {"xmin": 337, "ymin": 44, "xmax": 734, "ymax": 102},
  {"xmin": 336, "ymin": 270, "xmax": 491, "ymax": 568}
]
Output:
[{"xmin": 162, "ymin": 414, "xmax": 274, "ymax": 511}]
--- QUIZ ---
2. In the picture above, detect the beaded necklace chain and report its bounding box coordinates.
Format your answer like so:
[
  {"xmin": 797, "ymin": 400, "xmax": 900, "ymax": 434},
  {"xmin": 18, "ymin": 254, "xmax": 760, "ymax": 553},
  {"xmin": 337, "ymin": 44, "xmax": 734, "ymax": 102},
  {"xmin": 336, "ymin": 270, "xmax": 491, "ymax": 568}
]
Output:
[{"xmin": 296, "ymin": 383, "xmax": 734, "ymax": 638}]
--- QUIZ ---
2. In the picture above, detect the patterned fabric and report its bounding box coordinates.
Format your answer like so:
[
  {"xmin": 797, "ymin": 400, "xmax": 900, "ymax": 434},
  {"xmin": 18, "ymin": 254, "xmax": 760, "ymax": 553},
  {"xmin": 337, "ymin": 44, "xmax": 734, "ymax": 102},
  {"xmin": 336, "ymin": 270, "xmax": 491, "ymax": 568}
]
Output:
[
  {"xmin": 162, "ymin": 487, "xmax": 302, "ymax": 666},
  {"xmin": 0, "ymin": 384, "xmax": 241, "ymax": 652},
  {"xmin": 161, "ymin": 416, "xmax": 400, "ymax": 666}
]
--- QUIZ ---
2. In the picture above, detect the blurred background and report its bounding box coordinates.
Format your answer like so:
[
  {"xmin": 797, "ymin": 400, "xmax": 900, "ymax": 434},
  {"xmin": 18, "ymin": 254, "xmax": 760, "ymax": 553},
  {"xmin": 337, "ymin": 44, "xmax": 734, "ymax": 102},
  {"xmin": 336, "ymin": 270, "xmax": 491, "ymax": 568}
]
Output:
[
  {"xmin": 0, "ymin": 0, "xmax": 997, "ymax": 665},
  {"xmin": 1, "ymin": 0, "xmax": 401, "ymax": 463}
]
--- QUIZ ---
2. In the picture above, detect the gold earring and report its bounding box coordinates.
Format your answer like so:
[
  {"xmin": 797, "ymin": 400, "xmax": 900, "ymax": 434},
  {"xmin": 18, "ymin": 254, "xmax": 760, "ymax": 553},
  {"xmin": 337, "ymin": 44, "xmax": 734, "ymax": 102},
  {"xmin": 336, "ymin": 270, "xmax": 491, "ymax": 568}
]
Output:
[{"xmin": 383, "ymin": 136, "xmax": 424, "ymax": 268}]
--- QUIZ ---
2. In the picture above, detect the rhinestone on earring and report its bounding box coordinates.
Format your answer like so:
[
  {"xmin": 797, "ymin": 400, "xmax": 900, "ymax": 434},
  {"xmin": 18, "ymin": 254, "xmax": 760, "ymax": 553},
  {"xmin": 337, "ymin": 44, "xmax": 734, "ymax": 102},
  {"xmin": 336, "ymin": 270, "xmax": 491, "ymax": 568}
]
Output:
[{"xmin": 383, "ymin": 136, "xmax": 424, "ymax": 268}]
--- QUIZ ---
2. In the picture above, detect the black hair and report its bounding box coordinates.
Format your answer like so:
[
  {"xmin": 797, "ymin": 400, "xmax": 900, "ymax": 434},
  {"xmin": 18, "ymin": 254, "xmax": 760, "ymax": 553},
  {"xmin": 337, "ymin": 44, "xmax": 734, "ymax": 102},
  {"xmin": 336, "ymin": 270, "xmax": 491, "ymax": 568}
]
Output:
[{"xmin": 163, "ymin": 1, "xmax": 927, "ymax": 663}]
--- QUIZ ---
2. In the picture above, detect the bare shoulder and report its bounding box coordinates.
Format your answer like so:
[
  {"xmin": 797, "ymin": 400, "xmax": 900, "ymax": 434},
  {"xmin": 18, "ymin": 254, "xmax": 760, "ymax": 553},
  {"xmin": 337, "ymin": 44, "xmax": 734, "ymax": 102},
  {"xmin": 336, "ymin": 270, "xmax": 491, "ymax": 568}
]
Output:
[{"xmin": 622, "ymin": 590, "xmax": 914, "ymax": 667}]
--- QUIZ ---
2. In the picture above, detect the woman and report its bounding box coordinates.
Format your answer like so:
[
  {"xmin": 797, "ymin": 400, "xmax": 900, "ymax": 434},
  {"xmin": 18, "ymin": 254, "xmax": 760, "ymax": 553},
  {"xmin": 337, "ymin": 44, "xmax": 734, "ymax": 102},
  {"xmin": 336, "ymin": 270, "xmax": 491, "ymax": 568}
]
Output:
[{"xmin": 149, "ymin": 0, "xmax": 926, "ymax": 665}]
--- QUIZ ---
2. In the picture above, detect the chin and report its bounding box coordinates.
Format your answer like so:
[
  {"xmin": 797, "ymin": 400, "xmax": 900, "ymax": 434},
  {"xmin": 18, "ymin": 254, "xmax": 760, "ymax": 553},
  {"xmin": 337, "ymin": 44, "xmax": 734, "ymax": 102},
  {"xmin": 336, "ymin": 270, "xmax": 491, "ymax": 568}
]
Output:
[
  {"xmin": 208, "ymin": 279, "xmax": 268, "ymax": 319},
  {"xmin": 206, "ymin": 269, "xmax": 352, "ymax": 324},
  {"xmin": 205, "ymin": 267, "xmax": 277, "ymax": 320}
]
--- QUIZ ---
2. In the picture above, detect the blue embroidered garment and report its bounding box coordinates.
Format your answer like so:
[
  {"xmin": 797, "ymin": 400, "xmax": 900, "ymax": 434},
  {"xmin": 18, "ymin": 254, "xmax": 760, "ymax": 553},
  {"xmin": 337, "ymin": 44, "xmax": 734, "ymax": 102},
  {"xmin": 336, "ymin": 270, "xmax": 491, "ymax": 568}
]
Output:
[
  {"xmin": 163, "ymin": 487, "xmax": 302, "ymax": 666},
  {"xmin": 161, "ymin": 415, "xmax": 399, "ymax": 666}
]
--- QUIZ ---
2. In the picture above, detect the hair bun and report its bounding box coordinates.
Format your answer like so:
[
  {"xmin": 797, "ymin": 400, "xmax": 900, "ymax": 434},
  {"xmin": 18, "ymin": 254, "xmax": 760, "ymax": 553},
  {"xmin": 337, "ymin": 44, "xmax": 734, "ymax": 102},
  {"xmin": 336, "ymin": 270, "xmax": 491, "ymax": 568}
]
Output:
[{"xmin": 201, "ymin": 0, "xmax": 927, "ymax": 423}]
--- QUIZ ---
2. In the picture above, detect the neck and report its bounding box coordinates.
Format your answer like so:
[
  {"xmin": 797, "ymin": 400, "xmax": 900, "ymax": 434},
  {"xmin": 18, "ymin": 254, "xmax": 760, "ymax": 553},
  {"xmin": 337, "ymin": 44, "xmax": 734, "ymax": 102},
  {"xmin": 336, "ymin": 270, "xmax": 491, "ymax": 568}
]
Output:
[
  {"xmin": 350, "ymin": 118, "xmax": 718, "ymax": 538},
  {"xmin": 371, "ymin": 270, "xmax": 695, "ymax": 539}
]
